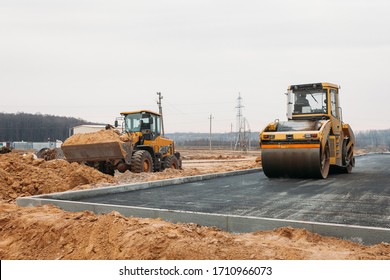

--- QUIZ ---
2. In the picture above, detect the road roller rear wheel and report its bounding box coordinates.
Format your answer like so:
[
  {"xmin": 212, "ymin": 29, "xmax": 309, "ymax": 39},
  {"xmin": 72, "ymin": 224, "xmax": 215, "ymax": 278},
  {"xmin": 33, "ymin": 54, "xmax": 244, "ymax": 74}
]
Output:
[
  {"xmin": 341, "ymin": 139, "xmax": 354, "ymax": 173},
  {"xmin": 319, "ymin": 142, "xmax": 330, "ymax": 179}
]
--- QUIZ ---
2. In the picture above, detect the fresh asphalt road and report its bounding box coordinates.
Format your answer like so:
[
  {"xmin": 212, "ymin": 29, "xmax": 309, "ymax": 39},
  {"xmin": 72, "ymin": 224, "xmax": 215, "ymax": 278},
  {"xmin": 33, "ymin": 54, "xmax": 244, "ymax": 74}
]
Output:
[{"xmin": 77, "ymin": 153, "xmax": 390, "ymax": 228}]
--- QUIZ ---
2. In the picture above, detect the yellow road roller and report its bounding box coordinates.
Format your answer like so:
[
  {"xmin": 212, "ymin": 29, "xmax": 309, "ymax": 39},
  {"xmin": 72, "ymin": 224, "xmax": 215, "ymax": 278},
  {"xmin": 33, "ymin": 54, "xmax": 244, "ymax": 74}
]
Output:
[{"xmin": 259, "ymin": 82, "xmax": 355, "ymax": 179}]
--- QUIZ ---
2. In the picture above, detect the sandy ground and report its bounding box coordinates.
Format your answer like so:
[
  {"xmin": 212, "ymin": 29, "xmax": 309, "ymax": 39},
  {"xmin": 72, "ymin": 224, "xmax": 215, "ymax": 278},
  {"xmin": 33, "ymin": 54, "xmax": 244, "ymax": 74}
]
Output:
[{"xmin": 1, "ymin": 149, "xmax": 390, "ymax": 260}]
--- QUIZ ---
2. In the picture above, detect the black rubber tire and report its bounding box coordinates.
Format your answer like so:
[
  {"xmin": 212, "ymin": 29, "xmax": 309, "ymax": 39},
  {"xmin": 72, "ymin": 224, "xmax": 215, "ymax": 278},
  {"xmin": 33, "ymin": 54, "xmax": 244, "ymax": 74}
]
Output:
[
  {"xmin": 318, "ymin": 142, "xmax": 330, "ymax": 179},
  {"xmin": 36, "ymin": 148, "xmax": 49, "ymax": 159},
  {"xmin": 153, "ymin": 158, "xmax": 162, "ymax": 172},
  {"xmin": 98, "ymin": 161, "xmax": 115, "ymax": 176},
  {"xmin": 341, "ymin": 139, "xmax": 353, "ymax": 173},
  {"xmin": 130, "ymin": 150, "xmax": 153, "ymax": 173},
  {"xmin": 163, "ymin": 155, "xmax": 180, "ymax": 169}
]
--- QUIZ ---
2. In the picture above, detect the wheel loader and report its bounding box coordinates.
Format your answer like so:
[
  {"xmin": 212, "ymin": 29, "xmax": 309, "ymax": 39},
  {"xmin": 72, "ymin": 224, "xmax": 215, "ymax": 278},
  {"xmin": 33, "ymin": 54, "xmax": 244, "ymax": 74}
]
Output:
[
  {"xmin": 62, "ymin": 110, "xmax": 181, "ymax": 175},
  {"xmin": 259, "ymin": 82, "xmax": 355, "ymax": 179}
]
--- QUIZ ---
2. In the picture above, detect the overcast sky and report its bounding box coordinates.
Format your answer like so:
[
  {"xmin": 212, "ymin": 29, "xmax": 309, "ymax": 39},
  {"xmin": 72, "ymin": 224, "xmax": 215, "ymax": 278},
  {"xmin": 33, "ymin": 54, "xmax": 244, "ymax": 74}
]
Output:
[{"xmin": 1, "ymin": 0, "xmax": 389, "ymax": 133}]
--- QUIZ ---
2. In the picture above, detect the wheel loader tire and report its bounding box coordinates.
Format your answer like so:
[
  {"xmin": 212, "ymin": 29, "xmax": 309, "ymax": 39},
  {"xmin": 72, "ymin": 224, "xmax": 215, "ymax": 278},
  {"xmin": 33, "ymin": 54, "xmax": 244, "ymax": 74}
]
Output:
[
  {"xmin": 163, "ymin": 155, "xmax": 180, "ymax": 170},
  {"xmin": 36, "ymin": 148, "xmax": 57, "ymax": 160},
  {"xmin": 131, "ymin": 150, "xmax": 153, "ymax": 173},
  {"xmin": 98, "ymin": 161, "xmax": 115, "ymax": 176}
]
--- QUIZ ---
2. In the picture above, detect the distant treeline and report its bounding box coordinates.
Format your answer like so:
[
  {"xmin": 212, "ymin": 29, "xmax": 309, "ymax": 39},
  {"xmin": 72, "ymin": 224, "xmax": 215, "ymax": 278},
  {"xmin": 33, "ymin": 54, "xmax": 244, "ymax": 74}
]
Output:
[
  {"xmin": 1, "ymin": 113, "xmax": 389, "ymax": 150},
  {"xmin": 0, "ymin": 113, "xmax": 96, "ymax": 142},
  {"xmin": 355, "ymin": 129, "xmax": 390, "ymax": 149}
]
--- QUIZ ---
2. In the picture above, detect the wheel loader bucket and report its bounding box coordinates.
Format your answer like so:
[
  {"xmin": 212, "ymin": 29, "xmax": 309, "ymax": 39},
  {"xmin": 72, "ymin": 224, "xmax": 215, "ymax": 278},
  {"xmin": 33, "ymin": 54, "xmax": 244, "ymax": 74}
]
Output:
[{"xmin": 62, "ymin": 142, "xmax": 132, "ymax": 164}]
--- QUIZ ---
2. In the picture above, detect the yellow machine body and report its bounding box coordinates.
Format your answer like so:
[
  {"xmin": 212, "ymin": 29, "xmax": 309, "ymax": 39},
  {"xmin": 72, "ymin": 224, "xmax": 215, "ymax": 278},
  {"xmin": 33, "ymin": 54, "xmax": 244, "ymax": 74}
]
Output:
[
  {"xmin": 120, "ymin": 110, "xmax": 177, "ymax": 156},
  {"xmin": 259, "ymin": 83, "xmax": 355, "ymax": 179},
  {"xmin": 62, "ymin": 110, "xmax": 181, "ymax": 175}
]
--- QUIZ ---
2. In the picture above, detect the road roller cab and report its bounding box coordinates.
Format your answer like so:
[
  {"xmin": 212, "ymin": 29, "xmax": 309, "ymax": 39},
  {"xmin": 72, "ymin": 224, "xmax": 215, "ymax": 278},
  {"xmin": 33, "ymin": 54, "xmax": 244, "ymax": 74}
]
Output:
[{"xmin": 259, "ymin": 82, "xmax": 355, "ymax": 179}]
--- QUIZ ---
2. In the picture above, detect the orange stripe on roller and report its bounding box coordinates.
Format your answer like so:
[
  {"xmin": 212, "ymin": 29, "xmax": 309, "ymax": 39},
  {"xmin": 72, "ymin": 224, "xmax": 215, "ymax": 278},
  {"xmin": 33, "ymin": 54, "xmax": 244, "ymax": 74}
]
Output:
[{"xmin": 262, "ymin": 144, "xmax": 320, "ymax": 149}]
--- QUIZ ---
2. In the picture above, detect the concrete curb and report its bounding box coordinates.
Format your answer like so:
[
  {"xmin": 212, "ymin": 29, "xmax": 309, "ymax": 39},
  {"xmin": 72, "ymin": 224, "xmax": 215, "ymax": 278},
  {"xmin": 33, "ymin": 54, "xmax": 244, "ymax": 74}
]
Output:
[
  {"xmin": 17, "ymin": 196, "xmax": 390, "ymax": 245},
  {"xmin": 355, "ymin": 152, "xmax": 390, "ymax": 157}
]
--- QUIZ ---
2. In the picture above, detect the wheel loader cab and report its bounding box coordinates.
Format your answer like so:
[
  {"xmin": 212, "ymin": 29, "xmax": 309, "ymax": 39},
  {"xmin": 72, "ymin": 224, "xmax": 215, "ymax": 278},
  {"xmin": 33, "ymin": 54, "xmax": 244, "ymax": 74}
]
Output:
[
  {"xmin": 122, "ymin": 111, "xmax": 161, "ymax": 140},
  {"xmin": 120, "ymin": 110, "xmax": 181, "ymax": 172}
]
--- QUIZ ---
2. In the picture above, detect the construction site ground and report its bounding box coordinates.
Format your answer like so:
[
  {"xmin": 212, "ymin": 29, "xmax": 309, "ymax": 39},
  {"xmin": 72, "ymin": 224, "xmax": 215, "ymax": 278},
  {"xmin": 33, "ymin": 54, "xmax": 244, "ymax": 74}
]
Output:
[{"xmin": 1, "ymin": 148, "xmax": 390, "ymax": 260}]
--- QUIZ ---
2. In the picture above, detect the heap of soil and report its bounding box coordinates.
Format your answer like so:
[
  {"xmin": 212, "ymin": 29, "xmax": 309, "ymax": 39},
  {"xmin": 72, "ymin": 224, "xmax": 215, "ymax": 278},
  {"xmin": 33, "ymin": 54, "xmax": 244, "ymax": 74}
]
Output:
[
  {"xmin": 0, "ymin": 153, "xmax": 116, "ymax": 202},
  {"xmin": 1, "ymin": 203, "xmax": 389, "ymax": 260},
  {"xmin": 62, "ymin": 129, "xmax": 127, "ymax": 145}
]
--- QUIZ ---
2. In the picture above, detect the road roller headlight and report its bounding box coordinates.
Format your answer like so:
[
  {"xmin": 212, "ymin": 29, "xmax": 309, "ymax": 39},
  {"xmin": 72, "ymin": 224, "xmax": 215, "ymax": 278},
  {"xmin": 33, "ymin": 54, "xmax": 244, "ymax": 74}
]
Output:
[
  {"xmin": 304, "ymin": 133, "xmax": 318, "ymax": 139},
  {"xmin": 263, "ymin": 134, "xmax": 275, "ymax": 140}
]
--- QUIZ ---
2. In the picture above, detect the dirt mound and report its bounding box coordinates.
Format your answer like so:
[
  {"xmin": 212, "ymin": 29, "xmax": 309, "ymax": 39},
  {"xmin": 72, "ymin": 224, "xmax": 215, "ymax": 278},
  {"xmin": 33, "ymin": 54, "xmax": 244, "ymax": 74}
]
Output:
[
  {"xmin": 1, "ymin": 203, "xmax": 389, "ymax": 260},
  {"xmin": 0, "ymin": 152, "xmax": 116, "ymax": 202},
  {"xmin": 62, "ymin": 129, "xmax": 127, "ymax": 145}
]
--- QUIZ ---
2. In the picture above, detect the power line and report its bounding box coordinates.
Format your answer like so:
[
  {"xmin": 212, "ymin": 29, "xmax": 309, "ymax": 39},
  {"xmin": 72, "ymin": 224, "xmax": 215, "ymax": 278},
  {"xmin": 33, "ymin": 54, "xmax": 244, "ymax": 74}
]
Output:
[
  {"xmin": 156, "ymin": 92, "xmax": 165, "ymax": 136},
  {"xmin": 234, "ymin": 93, "xmax": 249, "ymax": 151},
  {"xmin": 208, "ymin": 114, "xmax": 214, "ymax": 151}
]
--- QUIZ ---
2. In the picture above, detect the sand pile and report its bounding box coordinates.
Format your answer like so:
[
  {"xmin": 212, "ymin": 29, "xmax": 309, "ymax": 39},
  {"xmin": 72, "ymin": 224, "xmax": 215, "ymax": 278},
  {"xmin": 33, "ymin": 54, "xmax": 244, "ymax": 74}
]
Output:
[
  {"xmin": 62, "ymin": 129, "xmax": 130, "ymax": 146},
  {"xmin": 0, "ymin": 152, "xmax": 116, "ymax": 202},
  {"xmin": 1, "ymin": 203, "xmax": 389, "ymax": 260}
]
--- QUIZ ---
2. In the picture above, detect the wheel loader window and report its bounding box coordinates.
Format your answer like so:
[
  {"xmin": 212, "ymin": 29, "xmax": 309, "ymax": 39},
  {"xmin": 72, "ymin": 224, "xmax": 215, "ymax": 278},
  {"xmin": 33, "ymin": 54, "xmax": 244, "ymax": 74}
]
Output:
[
  {"xmin": 124, "ymin": 112, "xmax": 161, "ymax": 136},
  {"xmin": 124, "ymin": 113, "xmax": 143, "ymax": 132}
]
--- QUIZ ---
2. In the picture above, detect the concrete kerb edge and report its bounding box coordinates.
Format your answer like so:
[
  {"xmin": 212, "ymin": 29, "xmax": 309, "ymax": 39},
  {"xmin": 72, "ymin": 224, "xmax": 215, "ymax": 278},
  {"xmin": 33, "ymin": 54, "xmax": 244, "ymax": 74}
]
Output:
[
  {"xmin": 16, "ymin": 196, "xmax": 390, "ymax": 245},
  {"xmin": 355, "ymin": 152, "xmax": 390, "ymax": 157}
]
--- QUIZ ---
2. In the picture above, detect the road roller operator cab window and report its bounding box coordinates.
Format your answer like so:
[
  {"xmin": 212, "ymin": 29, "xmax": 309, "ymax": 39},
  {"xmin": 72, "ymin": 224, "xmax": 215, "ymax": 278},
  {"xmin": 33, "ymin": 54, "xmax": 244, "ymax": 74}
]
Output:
[
  {"xmin": 291, "ymin": 90, "xmax": 327, "ymax": 115},
  {"xmin": 330, "ymin": 89, "xmax": 338, "ymax": 118}
]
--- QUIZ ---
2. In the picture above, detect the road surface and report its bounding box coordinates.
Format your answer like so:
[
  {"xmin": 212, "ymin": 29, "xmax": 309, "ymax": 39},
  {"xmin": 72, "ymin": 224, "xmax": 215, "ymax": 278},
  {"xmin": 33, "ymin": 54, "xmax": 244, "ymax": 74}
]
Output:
[{"xmin": 76, "ymin": 153, "xmax": 390, "ymax": 228}]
